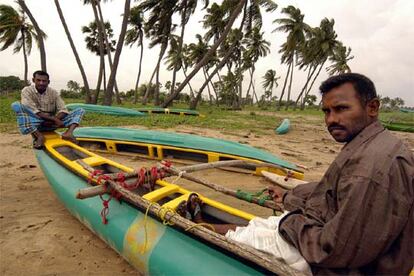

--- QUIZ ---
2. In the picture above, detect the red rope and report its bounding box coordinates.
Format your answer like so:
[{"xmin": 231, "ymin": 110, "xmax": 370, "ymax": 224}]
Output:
[{"xmin": 92, "ymin": 165, "xmax": 169, "ymax": 225}]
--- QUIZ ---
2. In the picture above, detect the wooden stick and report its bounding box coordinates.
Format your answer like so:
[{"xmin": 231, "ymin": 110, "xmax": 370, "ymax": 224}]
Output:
[
  {"xmin": 160, "ymin": 163, "xmax": 283, "ymax": 211},
  {"xmin": 76, "ymin": 185, "xmax": 107, "ymax": 199},
  {"xmin": 76, "ymin": 160, "xmax": 302, "ymax": 276},
  {"xmin": 262, "ymin": 171, "xmax": 308, "ymax": 190}
]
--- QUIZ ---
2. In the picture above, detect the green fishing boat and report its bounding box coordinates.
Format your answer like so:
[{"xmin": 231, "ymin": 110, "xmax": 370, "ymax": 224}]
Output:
[
  {"xmin": 382, "ymin": 121, "xmax": 414, "ymax": 133},
  {"xmin": 66, "ymin": 103, "xmax": 146, "ymax": 117},
  {"xmin": 35, "ymin": 131, "xmax": 301, "ymax": 275},
  {"xmin": 74, "ymin": 127, "xmax": 302, "ymax": 176}
]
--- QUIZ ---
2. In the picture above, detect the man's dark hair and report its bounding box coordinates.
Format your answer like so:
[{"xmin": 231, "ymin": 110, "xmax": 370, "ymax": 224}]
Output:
[
  {"xmin": 319, "ymin": 73, "xmax": 377, "ymax": 105},
  {"xmin": 33, "ymin": 70, "xmax": 49, "ymax": 79}
]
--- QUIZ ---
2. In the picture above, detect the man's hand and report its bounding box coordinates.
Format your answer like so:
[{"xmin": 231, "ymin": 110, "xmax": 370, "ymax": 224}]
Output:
[
  {"xmin": 267, "ymin": 185, "xmax": 286, "ymax": 203},
  {"xmin": 54, "ymin": 118, "xmax": 65, "ymax": 128}
]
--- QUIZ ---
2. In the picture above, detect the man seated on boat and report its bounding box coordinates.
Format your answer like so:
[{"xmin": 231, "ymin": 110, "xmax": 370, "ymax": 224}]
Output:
[
  {"xmin": 178, "ymin": 73, "xmax": 414, "ymax": 275},
  {"xmin": 11, "ymin": 70, "xmax": 85, "ymax": 149}
]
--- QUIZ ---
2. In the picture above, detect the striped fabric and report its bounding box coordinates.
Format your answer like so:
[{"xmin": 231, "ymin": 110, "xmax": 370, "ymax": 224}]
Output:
[
  {"xmin": 11, "ymin": 102, "xmax": 84, "ymax": 135},
  {"xmin": 21, "ymin": 85, "xmax": 68, "ymax": 114}
]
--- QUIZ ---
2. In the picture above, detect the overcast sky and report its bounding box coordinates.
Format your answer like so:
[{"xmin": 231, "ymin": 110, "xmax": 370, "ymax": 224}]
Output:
[{"xmin": 1, "ymin": 0, "xmax": 413, "ymax": 106}]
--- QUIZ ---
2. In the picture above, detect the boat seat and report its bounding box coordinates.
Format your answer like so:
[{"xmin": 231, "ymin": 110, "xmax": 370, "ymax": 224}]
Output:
[{"xmin": 143, "ymin": 185, "xmax": 180, "ymax": 202}]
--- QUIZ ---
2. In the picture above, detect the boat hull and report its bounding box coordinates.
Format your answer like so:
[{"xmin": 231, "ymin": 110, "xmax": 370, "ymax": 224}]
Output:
[
  {"xmin": 35, "ymin": 150, "xmax": 264, "ymax": 275},
  {"xmin": 66, "ymin": 103, "xmax": 146, "ymax": 117}
]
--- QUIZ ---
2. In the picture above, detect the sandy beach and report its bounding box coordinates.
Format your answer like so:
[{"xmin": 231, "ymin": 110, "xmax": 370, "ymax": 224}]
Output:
[{"xmin": 1, "ymin": 118, "xmax": 413, "ymax": 275}]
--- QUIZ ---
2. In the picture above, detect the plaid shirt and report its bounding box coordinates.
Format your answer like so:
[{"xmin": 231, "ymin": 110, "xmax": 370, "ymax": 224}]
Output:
[{"xmin": 21, "ymin": 85, "xmax": 68, "ymax": 115}]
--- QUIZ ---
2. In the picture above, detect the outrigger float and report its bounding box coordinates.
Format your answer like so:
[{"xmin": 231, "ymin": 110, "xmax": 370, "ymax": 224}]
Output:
[
  {"xmin": 66, "ymin": 103, "xmax": 146, "ymax": 117},
  {"xmin": 35, "ymin": 127, "xmax": 304, "ymax": 275},
  {"xmin": 136, "ymin": 107, "xmax": 201, "ymax": 116}
]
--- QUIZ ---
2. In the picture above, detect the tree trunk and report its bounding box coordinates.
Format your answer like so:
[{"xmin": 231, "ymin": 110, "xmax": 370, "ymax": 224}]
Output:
[
  {"xmin": 277, "ymin": 60, "xmax": 292, "ymax": 110},
  {"xmin": 142, "ymin": 64, "xmax": 157, "ymax": 105},
  {"xmin": 93, "ymin": 57, "xmax": 104, "ymax": 104},
  {"xmin": 293, "ymin": 65, "xmax": 315, "ymax": 110},
  {"xmin": 252, "ymin": 80, "xmax": 259, "ymax": 105},
  {"xmin": 97, "ymin": 2, "xmax": 121, "ymax": 104},
  {"xmin": 54, "ymin": 0, "xmax": 92, "ymax": 103},
  {"xmin": 18, "ymin": 0, "xmax": 46, "ymax": 71},
  {"xmin": 170, "ymin": 0, "xmax": 188, "ymax": 100},
  {"xmin": 203, "ymin": 67, "xmax": 213, "ymax": 105},
  {"xmin": 245, "ymin": 67, "xmax": 254, "ymax": 102},
  {"xmin": 189, "ymin": 46, "xmax": 234, "ymax": 110},
  {"xmin": 301, "ymin": 61, "xmax": 325, "ymax": 110},
  {"xmin": 285, "ymin": 60, "xmax": 294, "ymax": 110},
  {"xmin": 104, "ymin": 0, "xmax": 131, "ymax": 106},
  {"xmin": 162, "ymin": 0, "xmax": 246, "ymax": 107},
  {"xmin": 154, "ymin": 42, "xmax": 168, "ymax": 106},
  {"xmin": 183, "ymin": 68, "xmax": 195, "ymax": 100},
  {"xmin": 21, "ymin": 30, "xmax": 28, "ymax": 85},
  {"xmin": 133, "ymin": 40, "xmax": 144, "ymax": 104}
]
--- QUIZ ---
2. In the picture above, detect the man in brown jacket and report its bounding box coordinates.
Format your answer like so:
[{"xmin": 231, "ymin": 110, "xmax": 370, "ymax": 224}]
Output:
[{"xmin": 270, "ymin": 73, "xmax": 413, "ymax": 274}]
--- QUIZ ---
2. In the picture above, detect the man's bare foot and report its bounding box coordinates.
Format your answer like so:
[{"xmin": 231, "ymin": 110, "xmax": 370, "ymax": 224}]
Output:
[
  {"xmin": 31, "ymin": 132, "xmax": 45, "ymax": 149},
  {"xmin": 61, "ymin": 133, "xmax": 78, "ymax": 144}
]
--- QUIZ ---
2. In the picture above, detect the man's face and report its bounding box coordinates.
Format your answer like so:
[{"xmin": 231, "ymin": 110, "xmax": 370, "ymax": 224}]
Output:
[
  {"xmin": 322, "ymin": 83, "xmax": 373, "ymax": 143},
  {"xmin": 33, "ymin": 74, "xmax": 49, "ymax": 93}
]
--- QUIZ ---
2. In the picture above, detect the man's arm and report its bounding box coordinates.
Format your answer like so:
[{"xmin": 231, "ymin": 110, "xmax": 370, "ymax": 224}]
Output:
[{"xmin": 278, "ymin": 167, "xmax": 411, "ymax": 268}]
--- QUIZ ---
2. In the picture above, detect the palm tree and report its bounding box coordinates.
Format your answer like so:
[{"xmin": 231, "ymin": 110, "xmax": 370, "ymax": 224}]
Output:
[
  {"xmin": 297, "ymin": 18, "xmax": 338, "ymax": 110},
  {"xmin": 327, "ymin": 43, "xmax": 353, "ymax": 75},
  {"xmin": 125, "ymin": 5, "xmax": 145, "ymax": 104},
  {"xmin": 243, "ymin": 27, "xmax": 270, "ymax": 104},
  {"xmin": 54, "ymin": 0, "xmax": 92, "ymax": 103},
  {"xmin": 82, "ymin": 20, "xmax": 116, "ymax": 103},
  {"xmin": 17, "ymin": 0, "xmax": 46, "ymax": 71},
  {"xmin": 262, "ymin": 69, "xmax": 280, "ymax": 99},
  {"xmin": 104, "ymin": 0, "xmax": 131, "ymax": 105},
  {"xmin": 273, "ymin": 5, "xmax": 310, "ymax": 110},
  {"xmin": 162, "ymin": 0, "xmax": 246, "ymax": 108},
  {"xmin": 0, "ymin": 4, "xmax": 44, "ymax": 84},
  {"xmin": 168, "ymin": 0, "xmax": 209, "ymax": 100},
  {"xmin": 139, "ymin": 0, "xmax": 178, "ymax": 106}
]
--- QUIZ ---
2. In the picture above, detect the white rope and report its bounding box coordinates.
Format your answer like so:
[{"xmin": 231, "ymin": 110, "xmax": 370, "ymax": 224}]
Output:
[{"xmin": 171, "ymin": 170, "xmax": 186, "ymax": 184}]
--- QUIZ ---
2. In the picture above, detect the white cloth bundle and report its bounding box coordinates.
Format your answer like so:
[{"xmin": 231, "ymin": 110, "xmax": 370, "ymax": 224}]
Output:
[{"xmin": 225, "ymin": 212, "xmax": 311, "ymax": 274}]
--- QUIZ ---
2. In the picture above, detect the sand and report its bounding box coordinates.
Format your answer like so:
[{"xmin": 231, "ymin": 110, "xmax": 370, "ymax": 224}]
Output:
[{"xmin": 1, "ymin": 120, "xmax": 413, "ymax": 275}]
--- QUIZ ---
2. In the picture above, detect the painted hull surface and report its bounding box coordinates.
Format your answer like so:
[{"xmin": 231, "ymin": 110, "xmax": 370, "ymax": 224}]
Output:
[
  {"xmin": 35, "ymin": 150, "xmax": 264, "ymax": 275},
  {"xmin": 74, "ymin": 127, "xmax": 298, "ymax": 171},
  {"xmin": 382, "ymin": 121, "xmax": 414, "ymax": 133},
  {"xmin": 66, "ymin": 103, "xmax": 146, "ymax": 117}
]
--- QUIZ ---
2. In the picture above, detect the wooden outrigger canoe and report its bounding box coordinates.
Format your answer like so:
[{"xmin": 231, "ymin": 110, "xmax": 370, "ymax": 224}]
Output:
[
  {"xmin": 381, "ymin": 121, "xmax": 414, "ymax": 133},
  {"xmin": 35, "ymin": 129, "xmax": 304, "ymax": 275},
  {"xmin": 136, "ymin": 107, "xmax": 201, "ymax": 116},
  {"xmin": 73, "ymin": 127, "xmax": 303, "ymax": 179},
  {"xmin": 66, "ymin": 103, "xmax": 146, "ymax": 117}
]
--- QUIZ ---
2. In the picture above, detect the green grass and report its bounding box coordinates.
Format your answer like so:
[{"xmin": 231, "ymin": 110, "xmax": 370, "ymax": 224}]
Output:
[{"xmin": 2, "ymin": 92, "xmax": 412, "ymax": 134}]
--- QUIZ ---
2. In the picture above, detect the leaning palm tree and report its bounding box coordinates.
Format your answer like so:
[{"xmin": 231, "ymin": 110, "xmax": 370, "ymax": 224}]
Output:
[
  {"xmin": 0, "ymin": 4, "xmax": 44, "ymax": 84},
  {"xmin": 54, "ymin": 0, "xmax": 92, "ymax": 103},
  {"xmin": 139, "ymin": 0, "xmax": 178, "ymax": 106},
  {"xmin": 16, "ymin": 0, "xmax": 47, "ymax": 71},
  {"xmin": 168, "ymin": 0, "xmax": 209, "ymax": 100},
  {"xmin": 82, "ymin": 20, "xmax": 116, "ymax": 103},
  {"xmin": 273, "ymin": 5, "xmax": 310, "ymax": 110},
  {"xmin": 125, "ymin": 5, "xmax": 145, "ymax": 104},
  {"xmin": 243, "ymin": 27, "xmax": 270, "ymax": 104},
  {"xmin": 297, "ymin": 18, "xmax": 338, "ymax": 110},
  {"xmin": 262, "ymin": 69, "xmax": 280, "ymax": 100}
]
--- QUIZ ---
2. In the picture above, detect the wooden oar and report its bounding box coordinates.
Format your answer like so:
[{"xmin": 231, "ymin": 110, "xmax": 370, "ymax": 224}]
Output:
[
  {"xmin": 76, "ymin": 160, "xmax": 303, "ymax": 276},
  {"xmin": 159, "ymin": 163, "xmax": 284, "ymax": 211}
]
